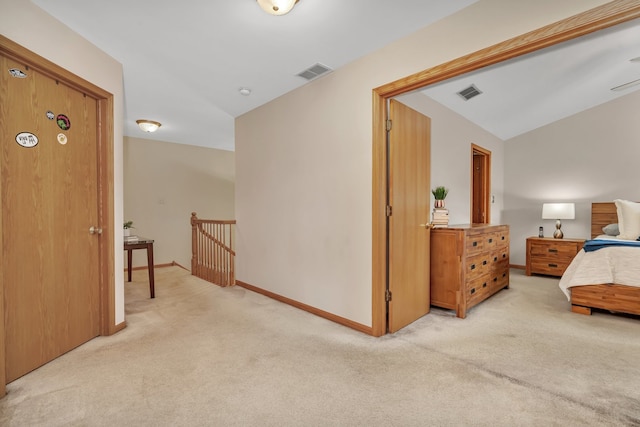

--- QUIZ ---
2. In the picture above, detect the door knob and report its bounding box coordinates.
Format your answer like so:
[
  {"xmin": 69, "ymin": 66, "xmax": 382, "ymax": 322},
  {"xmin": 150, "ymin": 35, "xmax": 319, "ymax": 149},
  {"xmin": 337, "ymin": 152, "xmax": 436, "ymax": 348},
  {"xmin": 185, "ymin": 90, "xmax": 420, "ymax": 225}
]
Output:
[
  {"xmin": 89, "ymin": 226, "xmax": 103, "ymax": 235},
  {"xmin": 419, "ymin": 223, "xmax": 433, "ymax": 229}
]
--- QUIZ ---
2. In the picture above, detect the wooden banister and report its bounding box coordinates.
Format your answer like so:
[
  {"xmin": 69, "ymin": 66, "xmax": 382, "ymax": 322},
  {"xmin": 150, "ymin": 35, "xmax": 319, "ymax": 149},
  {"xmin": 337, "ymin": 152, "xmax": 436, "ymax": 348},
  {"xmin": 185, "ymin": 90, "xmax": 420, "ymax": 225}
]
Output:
[{"xmin": 191, "ymin": 212, "xmax": 236, "ymax": 287}]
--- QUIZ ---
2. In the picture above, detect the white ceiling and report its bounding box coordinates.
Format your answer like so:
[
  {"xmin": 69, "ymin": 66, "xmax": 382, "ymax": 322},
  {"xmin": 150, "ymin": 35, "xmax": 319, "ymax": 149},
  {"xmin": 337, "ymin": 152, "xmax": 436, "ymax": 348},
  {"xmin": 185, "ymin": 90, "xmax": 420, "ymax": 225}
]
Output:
[
  {"xmin": 421, "ymin": 18, "xmax": 640, "ymax": 140},
  {"xmin": 28, "ymin": 1, "xmax": 640, "ymax": 149},
  {"xmin": 31, "ymin": 0, "xmax": 478, "ymax": 151}
]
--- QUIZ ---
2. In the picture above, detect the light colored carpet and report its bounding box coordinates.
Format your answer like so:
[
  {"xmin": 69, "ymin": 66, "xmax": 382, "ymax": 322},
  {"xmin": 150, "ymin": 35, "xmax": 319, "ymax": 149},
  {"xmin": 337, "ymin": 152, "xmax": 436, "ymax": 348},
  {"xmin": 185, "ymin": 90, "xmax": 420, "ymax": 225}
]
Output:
[{"xmin": 1, "ymin": 267, "xmax": 639, "ymax": 426}]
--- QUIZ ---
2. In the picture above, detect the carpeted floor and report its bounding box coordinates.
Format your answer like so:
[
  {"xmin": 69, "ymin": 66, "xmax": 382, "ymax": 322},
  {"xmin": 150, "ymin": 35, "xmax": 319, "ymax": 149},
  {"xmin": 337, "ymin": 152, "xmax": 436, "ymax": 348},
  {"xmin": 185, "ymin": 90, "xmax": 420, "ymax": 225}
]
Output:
[{"xmin": 1, "ymin": 267, "xmax": 639, "ymax": 426}]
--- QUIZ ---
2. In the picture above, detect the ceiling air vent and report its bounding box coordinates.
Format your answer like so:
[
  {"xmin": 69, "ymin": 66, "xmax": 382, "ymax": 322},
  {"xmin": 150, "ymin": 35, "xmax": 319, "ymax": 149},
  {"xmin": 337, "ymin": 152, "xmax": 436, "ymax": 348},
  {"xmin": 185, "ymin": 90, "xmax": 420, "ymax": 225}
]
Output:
[
  {"xmin": 457, "ymin": 84, "xmax": 483, "ymax": 101},
  {"xmin": 297, "ymin": 63, "xmax": 332, "ymax": 81}
]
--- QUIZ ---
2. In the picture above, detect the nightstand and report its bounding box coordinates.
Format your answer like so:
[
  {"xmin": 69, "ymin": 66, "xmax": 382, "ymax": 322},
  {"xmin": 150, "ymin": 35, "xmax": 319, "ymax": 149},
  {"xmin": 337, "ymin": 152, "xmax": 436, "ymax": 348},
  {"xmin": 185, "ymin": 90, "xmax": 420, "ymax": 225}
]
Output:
[{"xmin": 526, "ymin": 237, "xmax": 585, "ymax": 277}]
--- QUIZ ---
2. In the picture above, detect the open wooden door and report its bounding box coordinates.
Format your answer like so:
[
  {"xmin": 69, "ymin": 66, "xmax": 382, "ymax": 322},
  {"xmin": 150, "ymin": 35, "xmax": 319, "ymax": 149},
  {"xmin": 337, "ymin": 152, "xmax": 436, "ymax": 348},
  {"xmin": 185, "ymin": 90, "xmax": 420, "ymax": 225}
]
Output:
[{"xmin": 387, "ymin": 100, "xmax": 431, "ymax": 333}]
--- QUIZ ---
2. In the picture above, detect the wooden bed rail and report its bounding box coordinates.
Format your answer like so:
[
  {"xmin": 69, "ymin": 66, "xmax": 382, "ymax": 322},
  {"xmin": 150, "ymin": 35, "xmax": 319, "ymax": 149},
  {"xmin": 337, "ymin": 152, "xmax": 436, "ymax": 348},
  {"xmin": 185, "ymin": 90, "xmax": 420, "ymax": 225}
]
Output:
[{"xmin": 191, "ymin": 213, "xmax": 236, "ymax": 287}]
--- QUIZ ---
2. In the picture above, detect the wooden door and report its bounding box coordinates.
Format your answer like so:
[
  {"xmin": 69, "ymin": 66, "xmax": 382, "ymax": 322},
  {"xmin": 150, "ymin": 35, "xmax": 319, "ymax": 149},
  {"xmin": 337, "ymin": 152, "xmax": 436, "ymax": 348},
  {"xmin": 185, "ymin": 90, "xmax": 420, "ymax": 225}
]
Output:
[
  {"xmin": 471, "ymin": 144, "xmax": 491, "ymax": 224},
  {"xmin": 387, "ymin": 100, "xmax": 431, "ymax": 333},
  {"xmin": 472, "ymin": 154, "xmax": 484, "ymax": 223},
  {"xmin": 1, "ymin": 54, "xmax": 101, "ymax": 382}
]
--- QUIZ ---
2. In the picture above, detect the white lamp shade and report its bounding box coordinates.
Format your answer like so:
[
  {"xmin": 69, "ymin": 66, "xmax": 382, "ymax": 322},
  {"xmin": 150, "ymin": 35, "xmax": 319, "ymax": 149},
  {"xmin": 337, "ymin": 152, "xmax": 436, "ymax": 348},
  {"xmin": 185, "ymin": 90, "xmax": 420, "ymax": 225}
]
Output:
[
  {"xmin": 257, "ymin": 0, "xmax": 298, "ymax": 15},
  {"xmin": 542, "ymin": 203, "xmax": 575, "ymax": 220}
]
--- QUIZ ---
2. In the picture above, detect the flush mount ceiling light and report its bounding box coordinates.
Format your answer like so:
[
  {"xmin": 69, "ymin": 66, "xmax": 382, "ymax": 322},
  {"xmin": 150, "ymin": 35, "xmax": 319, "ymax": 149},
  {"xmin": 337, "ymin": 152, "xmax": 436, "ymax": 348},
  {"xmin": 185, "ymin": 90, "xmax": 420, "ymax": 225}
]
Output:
[
  {"xmin": 257, "ymin": 0, "xmax": 299, "ymax": 16},
  {"xmin": 239, "ymin": 87, "xmax": 252, "ymax": 96},
  {"xmin": 136, "ymin": 119, "xmax": 161, "ymax": 133}
]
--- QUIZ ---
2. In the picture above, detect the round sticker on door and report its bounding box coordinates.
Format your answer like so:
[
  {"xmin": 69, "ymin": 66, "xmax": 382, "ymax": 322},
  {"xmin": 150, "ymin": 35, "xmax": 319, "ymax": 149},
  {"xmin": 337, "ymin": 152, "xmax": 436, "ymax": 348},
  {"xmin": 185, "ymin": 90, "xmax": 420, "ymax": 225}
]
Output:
[
  {"xmin": 57, "ymin": 133, "xmax": 68, "ymax": 145},
  {"xmin": 9, "ymin": 68, "xmax": 27, "ymax": 78},
  {"xmin": 15, "ymin": 132, "xmax": 39, "ymax": 148},
  {"xmin": 56, "ymin": 114, "xmax": 70, "ymax": 130},
  {"xmin": 46, "ymin": 111, "xmax": 55, "ymax": 120}
]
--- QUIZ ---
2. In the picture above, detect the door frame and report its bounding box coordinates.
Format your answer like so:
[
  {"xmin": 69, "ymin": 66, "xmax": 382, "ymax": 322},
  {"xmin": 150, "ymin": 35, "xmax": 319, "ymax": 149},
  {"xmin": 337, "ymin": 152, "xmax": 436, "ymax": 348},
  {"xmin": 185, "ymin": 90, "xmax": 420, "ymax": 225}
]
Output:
[
  {"xmin": 371, "ymin": 1, "xmax": 640, "ymax": 336},
  {"xmin": 0, "ymin": 36, "xmax": 116, "ymax": 394},
  {"xmin": 471, "ymin": 144, "xmax": 491, "ymax": 224}
]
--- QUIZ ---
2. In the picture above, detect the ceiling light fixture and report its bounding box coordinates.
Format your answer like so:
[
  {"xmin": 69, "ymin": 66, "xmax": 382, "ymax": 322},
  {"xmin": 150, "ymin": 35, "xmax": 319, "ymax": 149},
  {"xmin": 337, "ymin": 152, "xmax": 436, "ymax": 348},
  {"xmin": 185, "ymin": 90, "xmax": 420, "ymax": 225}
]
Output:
[
  {"xmin": 257, "ymin": 0, "xmax": 299, "ymax": 16},
  {"xmin": 136, "ymin": 119, "xmax": 162, "ymax": 133},
  {"xmin": 239, "ymin": 88, "xmax": 252, "ymax": 96}
]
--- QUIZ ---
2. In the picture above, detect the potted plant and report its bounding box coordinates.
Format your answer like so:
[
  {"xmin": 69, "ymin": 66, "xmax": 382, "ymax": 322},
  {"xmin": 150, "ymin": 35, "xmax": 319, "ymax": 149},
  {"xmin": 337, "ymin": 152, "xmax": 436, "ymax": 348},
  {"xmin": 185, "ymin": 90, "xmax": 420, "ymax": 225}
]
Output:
[
  {"xmin": 123, "ymin": 220, "xmax": 134, "ymax": 237},
  {"xmin": 432, "ymin": 186, "xmax": 449, "ymax": 208}
]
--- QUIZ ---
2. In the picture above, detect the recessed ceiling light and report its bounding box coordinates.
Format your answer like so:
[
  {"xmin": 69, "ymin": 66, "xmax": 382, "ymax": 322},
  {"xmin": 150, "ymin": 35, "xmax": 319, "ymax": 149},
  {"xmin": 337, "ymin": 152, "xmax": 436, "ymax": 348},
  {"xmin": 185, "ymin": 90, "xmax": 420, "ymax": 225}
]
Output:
[
  {"xmin": 630, "ymin": 56, "xmax": 640, "ymax": 63},
  {"xmin": 239, "ymin": 88, "xmax": 251, "ymax": 96}
]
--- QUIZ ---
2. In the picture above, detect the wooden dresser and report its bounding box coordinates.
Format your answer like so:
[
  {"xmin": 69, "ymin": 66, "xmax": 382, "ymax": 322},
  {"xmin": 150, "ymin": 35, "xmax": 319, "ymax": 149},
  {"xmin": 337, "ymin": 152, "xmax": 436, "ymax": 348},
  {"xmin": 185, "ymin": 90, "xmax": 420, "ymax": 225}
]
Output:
[
  {"xmin": 525, "ymin": 237, "xmax": 584, "ymax": 277},
  {"xmin": 430, "ymin": 224, "xmax": 510, "ymax": 318}
]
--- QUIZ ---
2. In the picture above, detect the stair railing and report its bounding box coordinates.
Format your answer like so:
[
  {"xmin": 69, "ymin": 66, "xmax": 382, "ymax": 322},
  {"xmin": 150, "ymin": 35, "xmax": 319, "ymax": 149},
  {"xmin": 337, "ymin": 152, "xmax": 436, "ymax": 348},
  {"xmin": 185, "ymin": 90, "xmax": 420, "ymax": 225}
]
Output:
[{"xmin": 191, "ymin": 212, "xmax": 236, "ymax": 286}]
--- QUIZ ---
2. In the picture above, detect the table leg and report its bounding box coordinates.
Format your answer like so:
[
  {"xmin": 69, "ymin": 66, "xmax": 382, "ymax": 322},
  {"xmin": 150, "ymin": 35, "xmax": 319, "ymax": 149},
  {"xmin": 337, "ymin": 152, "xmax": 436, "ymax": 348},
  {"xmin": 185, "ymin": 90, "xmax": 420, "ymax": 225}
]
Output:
[
  {"xmin": 127, "ymin": 249, "xmax": 133, "ymax": 282},
  {"xmin": 147, "ymin": 242, "xmax": 155, "ymax": 298}
]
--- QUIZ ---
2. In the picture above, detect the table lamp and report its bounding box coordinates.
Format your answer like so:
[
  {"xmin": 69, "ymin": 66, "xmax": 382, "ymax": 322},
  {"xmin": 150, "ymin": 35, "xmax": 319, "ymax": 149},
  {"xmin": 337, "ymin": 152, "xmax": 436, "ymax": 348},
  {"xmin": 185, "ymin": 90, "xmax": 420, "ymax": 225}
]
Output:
[{"xmin": 542, "ymin": 203, "xmax": 575, "ymax": 239}]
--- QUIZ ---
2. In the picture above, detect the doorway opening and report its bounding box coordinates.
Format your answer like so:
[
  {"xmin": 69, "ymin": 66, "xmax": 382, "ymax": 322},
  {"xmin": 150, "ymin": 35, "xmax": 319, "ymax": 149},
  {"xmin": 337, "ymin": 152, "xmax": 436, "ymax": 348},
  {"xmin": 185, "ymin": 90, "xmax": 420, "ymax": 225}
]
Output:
[
  {"xmin": 471, "ymin": 144, "xmax": 491, "ymax": 224},
  {"xmin": 370, "ymin": 2, "xmax": 639, "ymax": 337}
]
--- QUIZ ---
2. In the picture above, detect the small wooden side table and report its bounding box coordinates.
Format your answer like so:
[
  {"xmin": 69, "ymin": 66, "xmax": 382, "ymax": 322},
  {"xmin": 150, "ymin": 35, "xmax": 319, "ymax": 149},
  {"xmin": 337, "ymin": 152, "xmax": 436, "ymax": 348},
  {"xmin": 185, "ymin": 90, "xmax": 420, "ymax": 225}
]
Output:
[
  {"xmin": 124, "ymin": 237, "xmax": 155, "ymax": 298},
  {"xmin": 526, "ymin": 237, "xmax": 585, "ymax": 277}
]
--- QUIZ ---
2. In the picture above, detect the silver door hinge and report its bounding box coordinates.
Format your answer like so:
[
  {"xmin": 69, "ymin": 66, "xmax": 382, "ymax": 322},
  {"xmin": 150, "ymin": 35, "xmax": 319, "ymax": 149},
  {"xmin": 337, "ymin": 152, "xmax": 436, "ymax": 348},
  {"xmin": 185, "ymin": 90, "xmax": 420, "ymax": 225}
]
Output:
[
  {"xmin": 386, "ymin": 205, "xmax": 392, "ymax": 216},
  {"xmin": 385, "ymin": 289, "xmax": 392, "ymax": 302},
  {"xmin": 386, "ymin": 119, "xmax": 392, "ymax": 131}
]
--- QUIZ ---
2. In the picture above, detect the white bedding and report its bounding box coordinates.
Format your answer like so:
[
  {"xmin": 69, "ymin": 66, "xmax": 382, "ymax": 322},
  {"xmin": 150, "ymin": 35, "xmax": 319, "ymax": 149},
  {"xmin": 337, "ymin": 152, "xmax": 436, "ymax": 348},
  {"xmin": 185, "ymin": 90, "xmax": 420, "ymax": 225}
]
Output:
[{"xmin": 558, "ymin": 236, "xmax": 640, "ymax": 300}]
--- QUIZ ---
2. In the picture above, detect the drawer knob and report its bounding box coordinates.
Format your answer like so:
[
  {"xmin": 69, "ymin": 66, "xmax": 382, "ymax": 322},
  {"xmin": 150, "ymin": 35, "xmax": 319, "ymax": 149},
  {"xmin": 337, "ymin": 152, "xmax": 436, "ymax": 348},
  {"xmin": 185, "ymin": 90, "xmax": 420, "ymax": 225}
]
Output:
[
  {"xmin": 470, "ymin": 288, "xmax": 476, "ymax": 295},
  {"xmin": 472, "ymin": 241, "xmax": 478, "ymax": 247},
  {"xmin": 488, "ymin": 238, "xmax": 493, "ymax": 243},
  {"xmin": 494, "ymin": 257, "xmax": 498, "ymax": 262},
  {"xmin": 471, "ymin": 264, "xmax": 476, "ymax": 270},
  {"xmin": 548, "ymin": 248, "xmax": 558, "ymax": 253},
  {"xmin": 548, "ymin": 263, "xmax": 558, "ymax": 268},
  {"xmin": 482, "ymin": 283, "xmax": 487, "ymax": 288},
  {"xmin": 483, "ymin": 260, "xmax": 487, "ymax": 265}
]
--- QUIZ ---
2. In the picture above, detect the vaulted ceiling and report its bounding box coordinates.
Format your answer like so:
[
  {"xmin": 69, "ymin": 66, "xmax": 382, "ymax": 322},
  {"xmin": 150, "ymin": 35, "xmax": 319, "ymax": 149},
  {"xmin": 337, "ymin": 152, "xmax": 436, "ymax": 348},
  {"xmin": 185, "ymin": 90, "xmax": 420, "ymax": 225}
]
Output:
[
  {"xmin": 30, "ymin": 1, "xmax": 640, "ymax": 150},
  {"xmin": 31, "ymin": 0, "xmax": 477, "ymax": 150}
]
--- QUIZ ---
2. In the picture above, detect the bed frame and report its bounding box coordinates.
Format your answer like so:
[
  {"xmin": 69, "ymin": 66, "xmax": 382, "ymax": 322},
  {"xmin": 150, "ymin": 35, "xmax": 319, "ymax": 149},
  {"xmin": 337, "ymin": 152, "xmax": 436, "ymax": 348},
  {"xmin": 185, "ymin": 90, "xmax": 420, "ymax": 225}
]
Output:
[{"xmin": 569, "ymin": 202, "xmax": 640, "ymax": 316}]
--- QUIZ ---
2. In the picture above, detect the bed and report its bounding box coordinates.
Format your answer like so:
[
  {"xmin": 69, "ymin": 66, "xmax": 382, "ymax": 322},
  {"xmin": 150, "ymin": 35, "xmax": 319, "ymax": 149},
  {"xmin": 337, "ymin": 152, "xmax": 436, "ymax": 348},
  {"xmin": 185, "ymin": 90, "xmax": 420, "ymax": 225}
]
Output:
[{"xmin": 558, "ymin": 201, "xmax": 640, "ymax": 316}]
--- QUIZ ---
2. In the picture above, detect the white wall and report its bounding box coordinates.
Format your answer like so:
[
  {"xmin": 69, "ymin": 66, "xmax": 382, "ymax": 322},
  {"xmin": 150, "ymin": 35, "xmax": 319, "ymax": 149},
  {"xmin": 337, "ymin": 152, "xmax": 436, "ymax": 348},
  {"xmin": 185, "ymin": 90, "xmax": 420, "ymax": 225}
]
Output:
[
  {"xmin": 124, "ymin": 137, "xmax": 235, "ymax": 270},
  {"xmin": 504, "ymin": 89, "xmax": 640, "ymax": 265},
  {"xmin": 396, "ymin": 92, "xmax": 505, "ymax": 225},
  {"xmin": 1, "ymin": 0, "xmax": 126, "ymax": 324},
  {"xmin": 235, "ymin": 0, "xmax": 608, "ymax": 327}
]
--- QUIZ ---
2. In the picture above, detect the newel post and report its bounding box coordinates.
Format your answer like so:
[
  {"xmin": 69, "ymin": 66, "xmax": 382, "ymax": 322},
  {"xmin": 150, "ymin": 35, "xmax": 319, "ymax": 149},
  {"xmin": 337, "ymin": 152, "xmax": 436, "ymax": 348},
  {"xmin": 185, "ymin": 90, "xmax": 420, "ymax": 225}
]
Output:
[{"xmin": 191, "ymin": 212, "xmax": 198, "ymax": 274}]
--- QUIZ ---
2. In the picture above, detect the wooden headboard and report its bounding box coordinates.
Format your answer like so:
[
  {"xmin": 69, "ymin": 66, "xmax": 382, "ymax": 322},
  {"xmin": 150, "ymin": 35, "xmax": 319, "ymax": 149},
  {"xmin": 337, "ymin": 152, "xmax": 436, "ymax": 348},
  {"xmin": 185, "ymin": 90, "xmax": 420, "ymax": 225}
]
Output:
[{"xmin": 591, "ymin": 202, "xmax": 617, "ymax": 239}]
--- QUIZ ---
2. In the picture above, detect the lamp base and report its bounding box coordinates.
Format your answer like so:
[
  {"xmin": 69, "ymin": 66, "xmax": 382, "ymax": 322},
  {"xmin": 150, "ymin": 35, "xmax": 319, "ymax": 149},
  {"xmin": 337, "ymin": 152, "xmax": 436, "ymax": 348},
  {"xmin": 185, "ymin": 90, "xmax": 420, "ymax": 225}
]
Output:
[{"xmin": 553, "ymin": 219, "xmax": 564, "ymax": 239}]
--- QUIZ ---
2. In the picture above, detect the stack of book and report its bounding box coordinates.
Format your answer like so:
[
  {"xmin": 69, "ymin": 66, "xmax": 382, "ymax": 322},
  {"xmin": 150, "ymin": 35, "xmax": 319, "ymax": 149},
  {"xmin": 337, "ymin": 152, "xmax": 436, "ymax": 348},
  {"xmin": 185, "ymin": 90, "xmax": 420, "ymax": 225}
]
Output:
[
  {"xmin": 432, "ymin": 208, "xmax": 449, "ymax": 228},
  {"xmin": 124, "ymin": 235, "xmax": 139, "ymax": 242}
]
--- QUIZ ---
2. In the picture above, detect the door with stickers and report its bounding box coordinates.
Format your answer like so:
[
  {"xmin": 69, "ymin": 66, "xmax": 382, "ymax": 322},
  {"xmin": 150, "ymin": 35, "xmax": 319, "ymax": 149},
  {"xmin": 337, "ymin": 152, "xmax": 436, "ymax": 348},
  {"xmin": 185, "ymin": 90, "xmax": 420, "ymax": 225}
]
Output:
[{"xmin": 1, "ymin": 54, "xmax": 101, "ymax": 382}]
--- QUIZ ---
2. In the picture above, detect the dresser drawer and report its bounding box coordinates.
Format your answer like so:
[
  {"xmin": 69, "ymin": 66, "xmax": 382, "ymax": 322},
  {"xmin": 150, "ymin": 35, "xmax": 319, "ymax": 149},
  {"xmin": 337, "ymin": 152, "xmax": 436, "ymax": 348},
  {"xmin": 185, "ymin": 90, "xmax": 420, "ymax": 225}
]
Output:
[
  {"xmin": 489, "ymin": 247, "xmax": 509, "ymax": 265},
  {"xmin": 529, "ymin": 241, "xmax": 578, "ymax": 259},
  {"xmin": 493, "ymin": 228, "xmax": 509, "ymax": 248},
  {"xmin": 465, "ymin": 234, "xmax": 486, "ymax": 255},
  {"xmin": 490, "ymin": 268, "xmax": 509, "ymax": 292},
  {"xmin": 467, "ymin": 253, "xmax": 490, "ymax": 277},
  {"xmin": 466, "ymin": 273, "xmax": 491, "ymax": 304},
  {"xmin": 529, "ymin": 258, "xmax": 571, "ymax": 276}
]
